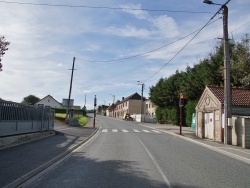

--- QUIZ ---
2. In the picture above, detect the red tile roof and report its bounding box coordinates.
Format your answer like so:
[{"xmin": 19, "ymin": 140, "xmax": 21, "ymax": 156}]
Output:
[{"xmin": 208, "ymin": 86, "xmax": 250, "ymax": 106}]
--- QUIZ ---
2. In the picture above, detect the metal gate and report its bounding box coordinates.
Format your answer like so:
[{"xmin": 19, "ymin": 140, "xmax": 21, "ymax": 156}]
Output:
[{"xmin": 0, "ymin": 100, "xmax": 54, "ymax": 137}]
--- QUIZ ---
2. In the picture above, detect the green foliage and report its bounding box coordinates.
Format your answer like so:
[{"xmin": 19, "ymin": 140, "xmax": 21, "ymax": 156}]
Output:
[
  {"xmin": 185, "ymin": 100, "xmax": 198, "ymax": 127},
  {"xmin": 22, "ymin": 95, "xmax": 40, "ymax": 105},
  {"xmin": 52, "ymin": 108, "xmax": 86, "ymax": 116},
  {"xmin": 55, "ymin": 113, "xmax": 66, "ymax": 122},
  {"xmin": 52, "ymin": 108, "xmax": 67, "ymax": 114},
  {"xmin": 55, "ymin": 113, "xmax": 88, "ymax": 126},
  {"xmin": 149, "ymin": 34, "xmax": 250, "ymax": 126},
  {"xmin": 155, "ymin": 107, "xmax": 163, "ymax": 123},
  {"xmin": 0, "ymin": 35, "xmax": 10, "ymax": 64},
  {"xmin": 230, "ymin": 34, "xmax": 250, "ymax": 88},
  {"xmin": 77, "ymin": 116, "xmax": 88, "ymax": 126}
]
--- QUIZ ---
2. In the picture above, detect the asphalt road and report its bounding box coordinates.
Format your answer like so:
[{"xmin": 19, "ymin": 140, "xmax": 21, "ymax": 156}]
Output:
[{"xmin": 27, "ymin": 116, "xmax": 250, "ymax": 188}]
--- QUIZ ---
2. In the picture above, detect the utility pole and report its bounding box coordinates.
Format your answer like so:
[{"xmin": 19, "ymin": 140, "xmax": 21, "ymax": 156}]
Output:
[
  {"xmin": 222, "ymin": 5, "xmax": 232, "ymax": 145},
  {"xmin": 93, "ymin": 95, "xmax": 97, "ymax": 128},
  {"xmin": 203, "ymin": 0, "xmax": 232, "ymax": 145},
  {"xmin": 138, "ymin": 81, "xmax": 144, "ymax": 122},
  {"xmin": 66, "ymin": 57, "xmax": 76, "ymax": 120}
]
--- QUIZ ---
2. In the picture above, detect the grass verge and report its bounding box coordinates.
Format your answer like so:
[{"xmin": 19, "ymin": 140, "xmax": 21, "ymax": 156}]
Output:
[{"xmin": 55, "ymin": 113, "xmax": 88, "ymax": 126}]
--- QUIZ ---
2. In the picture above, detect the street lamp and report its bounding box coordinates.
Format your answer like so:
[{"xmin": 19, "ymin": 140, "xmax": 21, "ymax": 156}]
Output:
[
  {"xmin": 203, "ymin": 0, "xmax": 222, "ymax": 5},
  {"xmin": 203, "ymin": 0, "xmax": 232, "ymax": 144},
  {"xmin": 137, "ymin": 81, "xmax": 144, "ymax": 122}
]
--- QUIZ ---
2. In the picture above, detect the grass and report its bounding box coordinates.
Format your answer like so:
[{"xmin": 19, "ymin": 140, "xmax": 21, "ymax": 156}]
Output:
[{"xmin": 55, "ymin": 113, "xmax": 88, "ymax": 126}]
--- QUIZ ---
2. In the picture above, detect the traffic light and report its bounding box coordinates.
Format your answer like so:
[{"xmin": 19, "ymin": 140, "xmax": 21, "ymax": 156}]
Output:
[{"xmin": 179, "ymin": 93, "xmax": 185, "ymax": 107}]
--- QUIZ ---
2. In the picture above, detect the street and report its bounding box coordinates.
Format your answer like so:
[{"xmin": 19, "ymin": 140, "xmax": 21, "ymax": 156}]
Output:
[{"xmin": 26, "ymin": 116, "xmax": 250, "ymax": 188}]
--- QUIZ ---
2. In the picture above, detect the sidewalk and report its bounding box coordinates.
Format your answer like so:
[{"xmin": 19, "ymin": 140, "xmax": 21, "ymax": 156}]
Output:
[
  {"xmin": 0, "ymin": 118, "xmax": 98, "ymax": 188},
  {"xmin": 141, "ymin": 123, "xmax": 250, "ymax": 165}
]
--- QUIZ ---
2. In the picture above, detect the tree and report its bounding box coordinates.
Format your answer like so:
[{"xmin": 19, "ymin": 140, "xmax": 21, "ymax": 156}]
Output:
[
  {"xmin": 0, "ymin": 35, "xmax": 10, "ymax": 71},
  {"xmin": 230, "ymin": 34, "xmax": 250, "ymax": 88},
  {"xmin": 22, "ymin": 95, "xmax": 40, "ymax": 105}
]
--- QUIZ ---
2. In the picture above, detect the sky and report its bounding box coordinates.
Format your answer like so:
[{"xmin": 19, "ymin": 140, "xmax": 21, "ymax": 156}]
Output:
[{"xmin": 0, "ymin": 0, "xmax": 250, "ymax": 109}]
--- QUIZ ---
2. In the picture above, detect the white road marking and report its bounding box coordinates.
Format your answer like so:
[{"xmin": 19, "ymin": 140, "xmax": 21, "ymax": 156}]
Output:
[
  {"xmin": 142, "ymin": 130, "xmax": 150, "ymax": 133},
  {"xmin": 133, "ymin": 129, "xmax": 140, "ymax": 133},
  {"xmin": 152, "ymin": 130, "xmax": 161, "ymax": 133},
  {"xmin": 102, "ymin": 129, "xmax": 108, "ymax": 132},
  {"xmin": 112, "ymin": 129, "xmax": 118, "ymax": 132},
  {"xmin": 122, "ymin": 129, "xmax": 129, "ymax": 133},
  {"xmin": 136, "ymin": 136, "xmax": 172, "ymax": 188}
]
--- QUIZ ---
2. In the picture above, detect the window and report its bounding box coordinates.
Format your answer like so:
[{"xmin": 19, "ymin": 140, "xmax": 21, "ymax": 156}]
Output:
[
  {"xmin": 48, "ymin": 99, "xmax": 50, "ymax": 102},
  {"xmin": 146, "ymin": 104, "xmax": 148, "ymax": 109}
]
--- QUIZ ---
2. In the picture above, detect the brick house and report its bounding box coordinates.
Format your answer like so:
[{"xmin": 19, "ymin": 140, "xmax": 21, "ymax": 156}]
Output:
[{"xmin": 196, "ymin": 86, "xmax": 250, "ymax": 144}]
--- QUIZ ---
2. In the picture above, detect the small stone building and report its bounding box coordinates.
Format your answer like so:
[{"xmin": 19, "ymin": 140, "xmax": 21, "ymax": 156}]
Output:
[{"xmin": 196, "ymin": 86, "xmax": 250, "ymax": 144}]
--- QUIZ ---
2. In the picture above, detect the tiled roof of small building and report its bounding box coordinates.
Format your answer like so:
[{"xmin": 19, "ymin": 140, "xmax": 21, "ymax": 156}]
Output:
[{"xmin": 208, "ymin": 86, "xmax": 250, "ymax": 106}]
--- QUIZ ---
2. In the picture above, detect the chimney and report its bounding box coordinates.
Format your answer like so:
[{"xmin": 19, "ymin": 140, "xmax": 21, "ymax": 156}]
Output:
[{"xmin": 122, "ymin": 97, "xmax": 124, "ymax": 101}]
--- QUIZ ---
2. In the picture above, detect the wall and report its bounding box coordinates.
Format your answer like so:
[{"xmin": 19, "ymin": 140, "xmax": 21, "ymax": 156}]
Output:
[
  {"xmin": 231, "ymin": 117, "xmax": 250, "ymax": 148},
  {"xmin": 128, "ymin": 100, "xmax": 143, "ymax": 115},
  {"xmin": 245, "ymin": 118, "xmax": 250, "ymax": 148}
]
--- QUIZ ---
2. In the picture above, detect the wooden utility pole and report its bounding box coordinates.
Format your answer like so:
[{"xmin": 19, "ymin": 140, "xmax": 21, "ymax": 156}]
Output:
[
  {"xmin": 66, "ymin": 57, "xmax": 76, "ymax": 120},
  {"xmin": 222, "ymin": 5, "xmax": 231, "ymax": 145}
]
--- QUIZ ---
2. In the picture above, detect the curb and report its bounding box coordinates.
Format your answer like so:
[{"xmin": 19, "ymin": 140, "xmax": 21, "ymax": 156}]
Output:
[
  {"xmin": 0, "ymin": 131, "xmax": 55, "ymax": 151},
  {"xmin": 3, "ymin": 124, "xmax": 100, "ymax": 188},
  {"xmin": 140, "ymin": 124, "xmax": 250, "ymax": 165}
]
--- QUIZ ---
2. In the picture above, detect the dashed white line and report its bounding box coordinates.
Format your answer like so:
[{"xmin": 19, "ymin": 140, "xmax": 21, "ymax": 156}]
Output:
[
  {"xmin": 142, "ymin": 130, "xmax": 150, "ymax": 133},
  {"xmin": 122, "ymin": 129, "xmax": 129, "ymax": 133},
  {"xmin": 102, "ymin": 129, "xmax": 108, "ymax": 132},
  {"xmin": 112, "ymin": 129, "xmax": 118, "ymax": 132},
  {"xmin": 133, "ymin": 129, "xmax": 140, "ymax": 133},
  {"xmin": 152, "ymin": 130, "xmax": 161, "ymax": 133}
]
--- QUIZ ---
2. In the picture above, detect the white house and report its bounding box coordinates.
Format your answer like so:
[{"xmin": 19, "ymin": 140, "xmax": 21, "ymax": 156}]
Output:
[{"xmin": 35, "ymin": 95, "xmax": 62, "ymax": 108}]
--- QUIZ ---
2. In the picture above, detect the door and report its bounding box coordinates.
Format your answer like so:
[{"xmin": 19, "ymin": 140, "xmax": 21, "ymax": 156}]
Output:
[{"xmin": 204, "ymin": 112, "xmax": 214, "ymax": 139}]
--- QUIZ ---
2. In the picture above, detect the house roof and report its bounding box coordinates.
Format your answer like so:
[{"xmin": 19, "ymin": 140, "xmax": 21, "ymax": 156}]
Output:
[
  {"xmin": 208, "ymin": 86, "xmax": 250, "ymax": 106},
  {"xmin": 36, "ymin": 95, "xmax": 62, "ymax": 106},
  {"xmin": 107, "ymin": 103, "xmax": 116, "ymax": 111},
  {"xmin": 124, "ymin": 92, "xmax": 142, "ymax": 101}
]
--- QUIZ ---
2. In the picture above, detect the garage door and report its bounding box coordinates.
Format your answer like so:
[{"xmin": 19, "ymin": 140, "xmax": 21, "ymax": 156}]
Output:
[{"xmin": 204, "ymin": 113, "xmax": 214, "ymax": 139}]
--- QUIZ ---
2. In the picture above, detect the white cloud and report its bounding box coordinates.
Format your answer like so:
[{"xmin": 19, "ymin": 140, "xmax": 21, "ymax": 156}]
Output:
[{"xmin": 106, "ymin": 25, "xmax": 151, "ymax": 38}]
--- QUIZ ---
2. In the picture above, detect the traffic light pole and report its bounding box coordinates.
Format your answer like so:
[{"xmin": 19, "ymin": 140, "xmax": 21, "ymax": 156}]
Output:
[
  {"xmin": 179, "ymin": 93, "xmax": 184, "ymax": 135},
  {"xmin": 179, "ymin": 106, "xmax": 182, "ymax": 135}
]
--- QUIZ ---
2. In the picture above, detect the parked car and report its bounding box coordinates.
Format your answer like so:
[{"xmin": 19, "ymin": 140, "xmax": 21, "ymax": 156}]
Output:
[{"xmin": 123, "ymin": 113, "xmax": 133, "ymax": 121}]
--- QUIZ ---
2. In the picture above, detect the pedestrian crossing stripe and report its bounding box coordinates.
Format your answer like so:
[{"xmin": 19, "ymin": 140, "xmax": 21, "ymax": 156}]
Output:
[
  {"xmin": 152, "ymin": 130, "xmax": 161, "ymax": 133},
  {"xmin": 101, "ymin": 129, "xmax": 161, "ymax": 134},
  {"xmin": 133, "ymin": 129, "xmax": 140, "ymax": 132}
]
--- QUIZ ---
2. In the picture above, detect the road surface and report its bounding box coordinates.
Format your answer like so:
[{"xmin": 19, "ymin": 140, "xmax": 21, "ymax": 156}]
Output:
[{"xmin": 26, "ymin": 116, "xmax": 250, "ymax": 188}]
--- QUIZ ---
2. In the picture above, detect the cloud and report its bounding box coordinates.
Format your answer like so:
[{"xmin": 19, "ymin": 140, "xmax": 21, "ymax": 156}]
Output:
[
  {"xmin": 105, "ymin": 25, "xmax": 151, "ymax": 38},
  {"xmin": 101, "ymin": 4, "xmax": 180, "ymax": 40}
]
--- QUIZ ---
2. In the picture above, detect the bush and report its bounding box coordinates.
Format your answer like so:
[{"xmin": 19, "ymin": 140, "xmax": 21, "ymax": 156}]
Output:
[
  {"xmin": 185, "ymin": 100, "xmax": 197, "ymax": 127},
  {"xmin": 77, "ymin": 116, "xmax": 88, "ymax": 126}
]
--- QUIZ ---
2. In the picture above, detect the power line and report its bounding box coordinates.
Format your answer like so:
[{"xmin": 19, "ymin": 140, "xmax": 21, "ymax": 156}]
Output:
[
  {"xmin": 0, "ymin": 0, "xmax": 214, "ymax": 14},
  {"xmin": 115, "ymin": 7, "xmax": 224, "ymax": 97},
  {"xmin": 141, "ymin": 9, "xmax": 224, "ymax": 83},
  {"xmin": 76, "ymin": 19, "xmax": 220, "ymax": 64}
]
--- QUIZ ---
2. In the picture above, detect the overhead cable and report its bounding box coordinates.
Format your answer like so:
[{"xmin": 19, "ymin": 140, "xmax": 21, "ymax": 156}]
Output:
[
  {"xmin": 141, "ymin": 6, "xmax": 224, "ymax": 83},
  {"xmin": 0, "ymin": 0, "xmax": 213, "ymax": 14}
]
